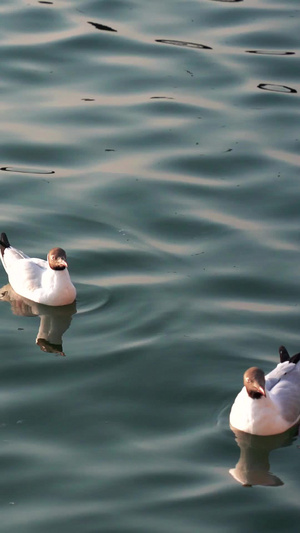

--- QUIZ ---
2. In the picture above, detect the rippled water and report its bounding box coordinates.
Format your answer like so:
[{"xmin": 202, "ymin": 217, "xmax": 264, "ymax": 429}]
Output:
[{"xmin": 0, "ymin": 0, "xmax": 300, "ymax": 531}]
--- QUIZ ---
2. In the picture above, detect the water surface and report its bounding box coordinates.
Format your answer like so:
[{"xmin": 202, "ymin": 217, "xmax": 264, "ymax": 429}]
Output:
[{"xmin": 0, "ymin": 0, "xmax": 300, "ymax": 531}]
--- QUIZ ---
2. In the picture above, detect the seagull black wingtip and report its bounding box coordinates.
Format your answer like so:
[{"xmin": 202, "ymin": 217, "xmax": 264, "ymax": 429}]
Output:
[
  {"xmin": 279, "ymin": 345, "xmax": 300, "ymax": 365},
  {"xmin": 279, "ymin": 345, "xmax": 290, "ymax": 363},
  {"xmin": 0, "ymin": 232, "xmax": 10, "ymax": 256}
]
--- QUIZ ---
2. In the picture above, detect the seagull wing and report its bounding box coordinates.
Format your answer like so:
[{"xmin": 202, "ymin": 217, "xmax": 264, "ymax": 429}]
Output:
[{"xmin": 267, "ymin": 362, "xmax": 300, "ymax": 424}]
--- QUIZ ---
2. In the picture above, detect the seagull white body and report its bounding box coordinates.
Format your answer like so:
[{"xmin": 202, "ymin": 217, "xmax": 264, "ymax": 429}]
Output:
[
  {"xmin": 0, "ymin": 235, "xmax": 76, "ymax": 307},
  {"xmin": 230, "ymin": 360, "xmax": 300, "ymax": 436}
]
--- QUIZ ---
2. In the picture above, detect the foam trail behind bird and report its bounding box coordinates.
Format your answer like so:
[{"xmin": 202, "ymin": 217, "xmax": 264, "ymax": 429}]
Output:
[
  {"xmin": 230, "ymin": 346, "xmax": 300, "ymax": 436},
  {"xmin": 0, "ymin": 233, "xmax": 76, "ymax": 306}
]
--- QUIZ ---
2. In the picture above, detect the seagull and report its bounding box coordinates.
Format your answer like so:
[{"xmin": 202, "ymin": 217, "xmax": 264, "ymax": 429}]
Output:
[
  {"xmin": 0, "ymin": 233, "xmax": 76, "ymax": 306},
  {"xmin": 229, "ymin": 346, "xmax": 300, "ymax": 436}
]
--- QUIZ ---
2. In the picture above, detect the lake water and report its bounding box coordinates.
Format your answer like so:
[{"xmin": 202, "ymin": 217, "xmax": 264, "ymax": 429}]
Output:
[{"xmin": 0, "ymin": 0, "xmax": 300, "ymax": 531}]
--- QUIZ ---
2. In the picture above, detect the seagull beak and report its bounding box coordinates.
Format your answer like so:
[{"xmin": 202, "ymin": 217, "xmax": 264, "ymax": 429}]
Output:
[
  {"xmin": 257, "ymin": 385, "xmax": 266, "ymax": 397},
  {"xmin": 60, "ymin": 259, "xmax": 68, "ymax": 268}
]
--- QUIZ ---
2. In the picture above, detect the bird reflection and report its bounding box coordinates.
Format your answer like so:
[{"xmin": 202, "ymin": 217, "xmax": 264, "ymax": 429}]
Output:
[
  {"xmin": 230, "ymin": 425, "xmax": 299, "ymax": 487},
  {"xmin": 0, "ymin": 284, "xmax": 76, "ymax": 356}
]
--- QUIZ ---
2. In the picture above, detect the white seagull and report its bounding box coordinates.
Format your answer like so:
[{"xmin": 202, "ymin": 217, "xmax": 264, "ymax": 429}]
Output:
[
  {"xmin": 0, "ymin": 233, "xmax": 76, "ymax": 307},
  {"xmin": 230, "ymin": 346, "xmax": 300, "ymax": 436}
]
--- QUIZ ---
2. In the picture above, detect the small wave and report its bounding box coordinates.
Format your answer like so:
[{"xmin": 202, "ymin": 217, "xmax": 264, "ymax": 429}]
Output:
[
  {"xmin": 210, "ymin": 0, "xmax": 243, "ymax": 2},
  {"xmin": 150, "ymin": 96, "xmax": 174, "ymax": 100},
  {"xmin": 76, "ymin": 284, "xmax": 110, "ymax": 316}
]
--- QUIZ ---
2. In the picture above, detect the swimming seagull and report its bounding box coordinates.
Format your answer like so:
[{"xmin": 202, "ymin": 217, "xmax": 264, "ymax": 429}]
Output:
[
  {"xmin": 0, "ymin": 233, "xmax": 76, "ymax": 306},
  {"xmin": 229, "ymin": 346, "xmax": 300, "ymax": 436}
]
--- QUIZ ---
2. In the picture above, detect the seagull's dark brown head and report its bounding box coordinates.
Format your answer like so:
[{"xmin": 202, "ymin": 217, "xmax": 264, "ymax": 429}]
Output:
[
  {"xmin": 47, "ymin": 248, "xmax": 68, "ymax": 271},
  {"xmin": 243, "ymin": 367, "xmax": 266, "ymax": 399}
]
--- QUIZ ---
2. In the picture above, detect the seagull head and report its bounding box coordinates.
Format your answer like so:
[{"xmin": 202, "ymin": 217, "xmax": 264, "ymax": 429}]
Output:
[
  {"xmin": 243, "ymin": 367, "xmax": 266, "ymax": 399},
  {"xmin": 48, "ymin": 247, "xmax": 68, "ymax": 271}
]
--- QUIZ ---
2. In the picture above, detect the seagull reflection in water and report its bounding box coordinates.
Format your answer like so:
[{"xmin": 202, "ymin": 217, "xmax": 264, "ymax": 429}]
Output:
[
  {"xmin": 0, "ymin": 284, "xmax": 76, "ymax": 356},
  {"xmin": 230, "ymin": 425, "xmax": 299, "ymax": 487}
]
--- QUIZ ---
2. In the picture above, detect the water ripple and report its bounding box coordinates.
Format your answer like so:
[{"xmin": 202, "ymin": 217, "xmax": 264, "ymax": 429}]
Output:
[
  {"xmin": 258, "ymin": 83, "xmax": 297, "ymax": 94},
  {"xmin": 0, "ymin": 166, "xmax": 55, "ymax": 175},
  {"xmin": 155, "ymin": 39, "xmax": 212, "ymax": 50},
  {"xmin": 246, "ymin": 50, "xmax": 295, "ymax": 56}
]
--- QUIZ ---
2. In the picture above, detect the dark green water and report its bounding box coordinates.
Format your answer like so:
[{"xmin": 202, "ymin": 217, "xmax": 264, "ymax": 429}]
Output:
[{"xmin": 0, "ymin": 0, "xmax": 300, "ymax": 531}]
